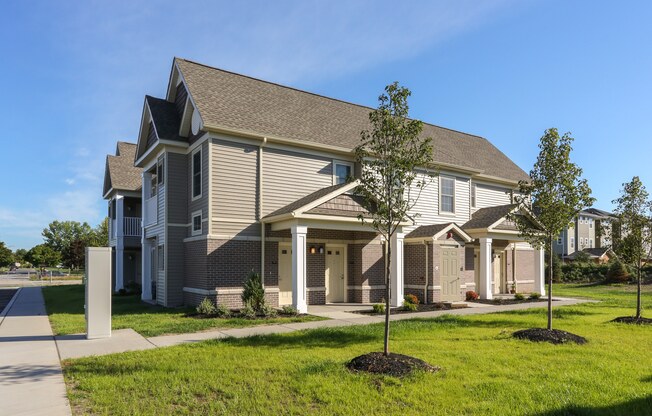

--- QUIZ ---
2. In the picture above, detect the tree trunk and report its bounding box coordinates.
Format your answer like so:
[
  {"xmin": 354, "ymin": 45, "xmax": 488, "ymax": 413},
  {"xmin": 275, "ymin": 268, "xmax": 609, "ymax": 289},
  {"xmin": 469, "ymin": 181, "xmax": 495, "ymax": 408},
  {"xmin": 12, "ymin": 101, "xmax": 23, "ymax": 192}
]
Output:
[
  {"xmin": 637, "ymin": 253, "xmax": 642, "ymax": 319},
  {"xmin": 384, "ymin": 239, "xmax": 391, "ymax": 356},
  {"xmin": 548, "ymin": 235, "xmax": 553, "ymax": 331}
]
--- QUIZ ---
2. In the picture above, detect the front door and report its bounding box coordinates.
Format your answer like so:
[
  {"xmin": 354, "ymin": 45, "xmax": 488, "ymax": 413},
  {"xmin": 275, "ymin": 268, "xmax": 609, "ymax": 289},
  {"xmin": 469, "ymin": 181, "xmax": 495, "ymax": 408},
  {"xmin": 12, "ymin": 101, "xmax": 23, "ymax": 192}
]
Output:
[
  {"xmin": 325, "ymin": 245, "xmax": 345, "ymax": 303},
  {"xmin": 493, "ymin": 253, "xmax": 502, "ymax": 294},
  {"xmin": 441, "ymin": 247, "xmax": 460, "ymax": 301},
  {"xmin": 278, "ymin": 244, "xmax": 292, "ymax": 306},
  {"xmin": 150, "ymin": 245, "xmax": 157, "ymax": 300}
]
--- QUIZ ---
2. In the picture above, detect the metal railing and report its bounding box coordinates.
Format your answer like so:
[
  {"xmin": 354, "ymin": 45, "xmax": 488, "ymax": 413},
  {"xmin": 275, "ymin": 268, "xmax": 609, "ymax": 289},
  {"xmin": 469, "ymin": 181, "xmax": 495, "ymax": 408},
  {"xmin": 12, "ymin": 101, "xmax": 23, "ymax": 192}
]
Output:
[{"xmin": 123, "ymin": 217, "xmax": 142, "ymax": 237}]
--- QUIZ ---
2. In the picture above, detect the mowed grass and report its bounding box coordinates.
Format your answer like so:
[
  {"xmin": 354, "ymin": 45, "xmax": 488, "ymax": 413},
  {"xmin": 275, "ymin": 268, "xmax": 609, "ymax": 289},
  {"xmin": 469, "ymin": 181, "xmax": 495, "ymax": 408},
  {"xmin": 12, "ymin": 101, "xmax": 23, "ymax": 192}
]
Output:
[
  {"xmin": 63, "ymin": 284, "xmax": 652, "ymax": 415},
  {"xmin": 43, "ymin": 285, "xmax": 324, "ymax": 337}
]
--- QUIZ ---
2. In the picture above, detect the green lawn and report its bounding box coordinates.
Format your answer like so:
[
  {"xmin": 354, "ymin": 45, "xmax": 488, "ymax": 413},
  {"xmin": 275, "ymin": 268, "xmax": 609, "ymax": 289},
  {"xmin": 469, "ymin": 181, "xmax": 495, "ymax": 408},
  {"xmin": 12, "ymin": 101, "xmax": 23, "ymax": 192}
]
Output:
[
  {"xmin": 43, "ymin": 285, "xmax": 324, "ymax": 337},
  {"xmin": 62, "ymin": 283, "xmax": 652, "ymax": 415}
]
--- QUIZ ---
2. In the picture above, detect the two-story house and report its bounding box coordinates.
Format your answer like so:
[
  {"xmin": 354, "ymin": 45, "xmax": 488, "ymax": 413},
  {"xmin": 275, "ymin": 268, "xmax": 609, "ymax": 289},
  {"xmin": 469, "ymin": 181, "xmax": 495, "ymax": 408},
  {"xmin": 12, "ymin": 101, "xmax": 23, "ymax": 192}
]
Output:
[
  {"xmin": 553, "ymin": 208, "xmax": 616, "ymax": 260},
  {"xmin": 107, "ymin": 58, "xmax": 546, "ymax": 313}
]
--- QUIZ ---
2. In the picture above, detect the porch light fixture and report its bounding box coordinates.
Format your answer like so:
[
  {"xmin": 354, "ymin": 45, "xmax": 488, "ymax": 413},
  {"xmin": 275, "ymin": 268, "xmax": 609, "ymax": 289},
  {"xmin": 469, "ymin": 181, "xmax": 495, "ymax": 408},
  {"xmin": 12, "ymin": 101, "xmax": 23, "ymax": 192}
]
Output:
[
  {"xmin": 446, "ymin": 232, "xmax": 452, "ymax": 239},
  {"xmin": 319, "ymin": 247, "xmax": 324, "ymax": 254},
  {"xmin": 309, "ymin": 246, "xmax": 316, "ymax": 254}
]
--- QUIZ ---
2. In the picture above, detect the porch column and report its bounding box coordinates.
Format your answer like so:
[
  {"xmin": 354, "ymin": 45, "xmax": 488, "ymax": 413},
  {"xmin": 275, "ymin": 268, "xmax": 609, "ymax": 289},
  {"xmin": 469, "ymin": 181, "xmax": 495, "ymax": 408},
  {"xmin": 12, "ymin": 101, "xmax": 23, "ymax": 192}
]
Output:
[
  {"xmin": 479, "ymin": 237, "xmax": 493, "ymax": 300},
  {"xmin": 291, "ymin": 224, "xmax": 308, "ymax": 313},
  {"xmin": 390, "ymin": 231, "xmax": 405, "ymax": 307},
  {"xmin": 115, "ymin": 194, "xmax": 125, "ymax": 292},
  {"xmin": 534, "ymin": 247, "xmax": 546, "ymax": 296},
  {"xmin": 141, "ymin": 172, "xmax": 152, "ymax": 301}
]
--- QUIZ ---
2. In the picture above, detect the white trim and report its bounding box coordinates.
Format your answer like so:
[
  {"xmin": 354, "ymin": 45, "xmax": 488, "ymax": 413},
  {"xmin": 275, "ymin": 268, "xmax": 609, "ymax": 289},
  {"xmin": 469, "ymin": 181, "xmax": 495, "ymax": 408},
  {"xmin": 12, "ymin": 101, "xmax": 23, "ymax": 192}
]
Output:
[
  {"xmin": 346, "ymin": 285, "xmax": 386, "ymax": 290},
  {"xmin": 439, "ymin": 175, "xmax": 456, "ymax": 214},
  {"xmin": 183, "ymin": 287, "xmax": 217, "ymax": 295},
  {"xmin": 207, "ymin": 139, "xmax": 213, "ymax": 235},
  {"xmin": 307, "ymin": 287, "xmax": 326, "ymax": 292},
  {"xmin": 215, "ymin": 288, "xmax": 243, "ymax": 295},
  {"xmin": 191, "ymin": 145, "xmax": 203, "ymax": 201},
  {"xmin": 325, "ymin": 243, "xmax": 347, "ymax": 302},
  {"xmin": 191, "ymin": 210, "xmax": 203, "ymax": 236},
  {"xmin": 332, "ymin": 160, "xmax": 354, "ymax": 186}
]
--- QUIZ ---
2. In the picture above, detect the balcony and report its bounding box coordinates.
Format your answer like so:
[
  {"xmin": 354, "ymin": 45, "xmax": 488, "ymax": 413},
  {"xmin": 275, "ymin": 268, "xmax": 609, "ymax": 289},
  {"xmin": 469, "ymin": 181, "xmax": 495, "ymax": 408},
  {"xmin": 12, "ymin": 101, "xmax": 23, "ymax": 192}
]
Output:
[
  {"xmin": 110, "ymin": 217, "xmax": 143, "ymax": 239},
  {"xmin": 144, "ymin": 196, "xmax": 157, "ymax": 227}
]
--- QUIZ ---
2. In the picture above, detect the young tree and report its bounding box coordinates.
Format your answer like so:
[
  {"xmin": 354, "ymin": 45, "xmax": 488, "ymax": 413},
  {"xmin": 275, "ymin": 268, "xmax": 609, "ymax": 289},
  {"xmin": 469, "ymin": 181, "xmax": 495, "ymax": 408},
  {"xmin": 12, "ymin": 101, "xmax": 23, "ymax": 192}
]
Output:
[
  {"xmin": 512, "ymin": 128, "xmax": 594, "ymax": 330},
  {"xmin": 355, "ymin": 82, "xmax": 433, "ymax": 356},
  {"xmin": 612, "ymin": 176, "xmax": 652, "ymax": 319},
  {"xmin": 42, "ymin": 220, "xmax": 96, "ymax": 269},
  {"xmin": 26, "ymin": 244, "xmax": 61, "ymax": 267}
]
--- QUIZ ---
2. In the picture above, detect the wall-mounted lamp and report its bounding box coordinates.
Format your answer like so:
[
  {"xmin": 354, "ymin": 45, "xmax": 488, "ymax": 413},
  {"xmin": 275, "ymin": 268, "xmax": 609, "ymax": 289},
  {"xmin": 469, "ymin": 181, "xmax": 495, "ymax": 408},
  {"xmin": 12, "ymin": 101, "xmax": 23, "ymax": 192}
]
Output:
[
  {"xmin": 446, "ymin": 232, "xmax": 453, "ymax": 239},
  {"xmin": 309, "ymin": 246, "xmax": 316, "ymax": 254},
  {"xmin": 319, "ymin": 247, "xmax": 324, "ymax": 254}
]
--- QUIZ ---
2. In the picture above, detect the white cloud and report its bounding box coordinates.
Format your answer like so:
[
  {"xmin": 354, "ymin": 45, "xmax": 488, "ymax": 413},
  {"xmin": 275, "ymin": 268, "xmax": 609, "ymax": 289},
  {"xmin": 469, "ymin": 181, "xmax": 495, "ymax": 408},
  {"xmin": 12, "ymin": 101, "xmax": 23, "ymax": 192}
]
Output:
[{"xmin": 65, "ymin": 178, "xmax": 76, "ymax": 185}]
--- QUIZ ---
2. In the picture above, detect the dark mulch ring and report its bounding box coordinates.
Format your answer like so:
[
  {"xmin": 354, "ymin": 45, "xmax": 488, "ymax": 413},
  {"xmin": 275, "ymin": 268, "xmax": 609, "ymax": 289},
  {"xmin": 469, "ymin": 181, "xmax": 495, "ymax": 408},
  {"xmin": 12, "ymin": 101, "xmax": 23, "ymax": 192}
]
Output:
[
  {"xmin": 471, "ymin": 298, "xmax": 549, "ymax": 306},
  {"xmin": 611, "ymin": 316, "xmax": 652, "ymax": 325},
  {"xmin": 513, "ymin": 328, "xmax": 587, "ymax": 345},
  {"xmin": 354, "ymin": 302, "xmax": 467, "ymax": 315},
  {"xmin": 347, "ymin": 352, "xmax": 440, "ymax": 378}
]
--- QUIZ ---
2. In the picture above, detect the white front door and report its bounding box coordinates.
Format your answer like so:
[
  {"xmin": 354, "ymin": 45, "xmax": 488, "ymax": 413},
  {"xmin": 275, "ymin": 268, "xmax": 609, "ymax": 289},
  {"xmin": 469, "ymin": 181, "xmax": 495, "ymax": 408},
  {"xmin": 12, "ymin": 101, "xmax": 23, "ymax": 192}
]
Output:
[
  {"xmin": 325, "ymin": 245, "xmax": 346, "ymax": 303},
  {"xmin": 493, "ymin": 253, "xmax": 502, "ymax": 294},
  {"xmin": 278, "ymin": 243, "xmax": 292, "ymax": 306},
  {"xmin": 441, "ymin": 247, "xmax": 460, "ymax": 301}
]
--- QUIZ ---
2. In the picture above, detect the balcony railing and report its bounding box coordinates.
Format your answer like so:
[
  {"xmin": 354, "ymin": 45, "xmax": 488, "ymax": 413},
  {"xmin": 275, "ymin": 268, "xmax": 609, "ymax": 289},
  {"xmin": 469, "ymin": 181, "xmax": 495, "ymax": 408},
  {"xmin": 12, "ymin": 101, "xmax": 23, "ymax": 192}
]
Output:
[
  {"xmin": 144, "ymin": 196, "xmax": 157, "ymax": 227},
  {"xmin": 123, "ymin": 217, "xmax": 142, "ymax": 237}
]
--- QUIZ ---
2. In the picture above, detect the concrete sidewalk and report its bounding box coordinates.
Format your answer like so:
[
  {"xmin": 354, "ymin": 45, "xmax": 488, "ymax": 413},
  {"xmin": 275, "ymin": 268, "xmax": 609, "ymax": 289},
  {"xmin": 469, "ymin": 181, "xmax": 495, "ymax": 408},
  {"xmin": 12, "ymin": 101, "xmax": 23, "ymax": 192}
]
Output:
[
  {"xmin": 0, "ymin": 287, "xmax": 71, "ymax": 416},
  {"xmin": 55, "ymin": 296, "xmax": 592, "ymax": 360}
]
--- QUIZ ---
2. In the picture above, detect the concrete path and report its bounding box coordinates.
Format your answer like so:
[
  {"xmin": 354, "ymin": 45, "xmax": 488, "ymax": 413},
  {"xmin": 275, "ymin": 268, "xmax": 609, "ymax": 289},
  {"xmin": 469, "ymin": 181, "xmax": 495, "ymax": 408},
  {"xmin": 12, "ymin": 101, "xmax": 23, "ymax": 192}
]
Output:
[
  {"xmin": 0, "ymin": 287, "xmax": 71, "ymax": 416},
  {"xmin": 55, "ymin": 296, "xmax": 592, "ymax": 360}
]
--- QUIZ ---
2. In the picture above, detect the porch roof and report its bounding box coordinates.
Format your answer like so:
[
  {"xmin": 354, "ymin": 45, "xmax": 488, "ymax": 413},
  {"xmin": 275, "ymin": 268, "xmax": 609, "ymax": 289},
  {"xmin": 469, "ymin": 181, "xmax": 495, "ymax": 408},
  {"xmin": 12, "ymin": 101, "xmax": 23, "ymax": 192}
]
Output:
[
  {"xmin": 405, "ymin": 222, "xmax": 473, "ymax": 242},
  {"xmin": 462, "ymin": 204, "xmax": 543, "ymax": 240}
]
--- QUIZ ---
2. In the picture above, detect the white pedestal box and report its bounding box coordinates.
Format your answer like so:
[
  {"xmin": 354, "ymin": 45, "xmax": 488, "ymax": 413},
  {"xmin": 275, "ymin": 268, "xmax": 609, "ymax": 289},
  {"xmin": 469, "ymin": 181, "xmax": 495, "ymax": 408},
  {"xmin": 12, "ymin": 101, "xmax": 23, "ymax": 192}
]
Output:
[{"xmin": 85, "ymin": 247, "xmax": 112, "ymax": 339}]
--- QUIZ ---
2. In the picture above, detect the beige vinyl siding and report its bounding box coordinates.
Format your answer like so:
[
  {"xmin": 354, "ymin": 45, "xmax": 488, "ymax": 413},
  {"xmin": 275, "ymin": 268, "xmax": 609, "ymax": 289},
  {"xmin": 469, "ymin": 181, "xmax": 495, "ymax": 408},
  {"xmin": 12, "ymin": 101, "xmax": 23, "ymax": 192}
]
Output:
[
  {"xmin": 261, "ymin": 148, "xmax": 332, "ymax": 217},
  {"xmin": 474, "ymin": 182, "xmax": 512, "ymax": 211},
  {"xmin": 212, "ymin": 139, "xmax": 259, "ymax": 236},
  {"xmin": 165, "ymin": 226, "xmax": 186, "ymax": 306},
  {"xmin": 188, "ymin": 141, "xmax": 209, "ymax": 235}
]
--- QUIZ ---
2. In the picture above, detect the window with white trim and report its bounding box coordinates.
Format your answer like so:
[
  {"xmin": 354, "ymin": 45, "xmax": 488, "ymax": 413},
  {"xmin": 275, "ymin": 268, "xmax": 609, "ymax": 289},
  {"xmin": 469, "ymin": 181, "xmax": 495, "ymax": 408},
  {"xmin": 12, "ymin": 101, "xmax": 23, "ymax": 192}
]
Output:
[
  {"xmin": 440, "ymin": 176, "xmax": 455, "ymax": 213},
  {"xmin": 333, "ymin": 161, "xmax": 353, "ymax": 185},
  {"xmin": 157, "ymin": 159, "xmax": 164, "ymax": 185},
  {"xmin": 570, "ymin": 237, "xmax": 574, "ymax": 248},
  {"xmin": 192, "ymin": 147, "xmax": 202, "ymax": 199},
  {"xmin": 589, "ymin": 239, "xmax": 593, "ymax": 248},
  {"xmin": 589, "ymin": 218, "xmax": 593, "ymax": 228},
  {"xmin": 192, "ymin": 211, "xmax": 202, "ymax": 236},
  {"xmin": 471, "ymin": 183, "xmax": 477, "ymax": 208}
]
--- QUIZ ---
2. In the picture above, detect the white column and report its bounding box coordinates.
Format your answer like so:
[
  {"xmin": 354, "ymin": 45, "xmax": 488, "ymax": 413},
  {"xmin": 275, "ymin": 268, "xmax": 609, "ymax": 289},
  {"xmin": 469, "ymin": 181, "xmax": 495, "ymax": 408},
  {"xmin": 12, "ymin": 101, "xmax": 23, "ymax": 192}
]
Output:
[
  {"xmin": 479, "ymin": 237, "xmax": 493, "ymax": 300},
  {"xmin": 291, "ymin": 224, "xmax": 308, "ymax": 313},
  {"xmin": 534, "ymin": 247, "xmax": 546, "ymax": 296},
  {"xmin": 141, "ymin": 240, "xmax": 152, "ymax": 301},
  {"xmin": 115, "ymin": 195, "xmax": 125, "ymax": 292},
  {"xmin": 390, "ymin": 231, "xmax": 405, "ymax": 307}
]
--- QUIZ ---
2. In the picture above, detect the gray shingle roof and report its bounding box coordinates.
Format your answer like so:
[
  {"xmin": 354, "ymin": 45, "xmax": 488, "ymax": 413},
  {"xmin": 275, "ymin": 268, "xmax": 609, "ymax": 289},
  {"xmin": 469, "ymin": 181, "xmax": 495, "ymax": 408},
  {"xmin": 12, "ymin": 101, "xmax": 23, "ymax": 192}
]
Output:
[
  {"xmin": 175, "ymin": 58, "xmax": 530, "ymax": 183},
  {"xmin": 146, "ymin": 96, "xmax": 183, "ymax": 142},
  {"xmin": 103, "ymin": 142, "xmax": 142, "ymax": 196},
  {"xmin": 405, "ymin": 223, "xmax": 455, "ymax": 239},
  {"xmin": 263, "ymin": 183, "xmax": 351, "ymax": 220},
  {"xmin": 462, "ymin": 204, "xmax": 516, "ymax": 230}
]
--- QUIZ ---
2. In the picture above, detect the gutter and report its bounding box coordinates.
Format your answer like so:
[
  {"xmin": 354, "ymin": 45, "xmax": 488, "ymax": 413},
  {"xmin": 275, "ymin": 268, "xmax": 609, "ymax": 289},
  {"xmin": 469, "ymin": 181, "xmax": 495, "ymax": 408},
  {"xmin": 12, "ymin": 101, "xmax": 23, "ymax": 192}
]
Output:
[{"xmin": 259, "ymin": 137, "xmax": 267, "ymax": 289}]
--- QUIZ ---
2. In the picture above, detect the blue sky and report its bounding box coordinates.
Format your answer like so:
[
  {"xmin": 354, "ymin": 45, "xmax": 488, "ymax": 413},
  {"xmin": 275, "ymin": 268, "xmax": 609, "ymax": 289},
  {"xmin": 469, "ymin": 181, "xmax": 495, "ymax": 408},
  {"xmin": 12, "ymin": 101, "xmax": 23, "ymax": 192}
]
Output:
[{"xmin": 1, "ymin": 0, "xmax": 651, "ymax": 250}]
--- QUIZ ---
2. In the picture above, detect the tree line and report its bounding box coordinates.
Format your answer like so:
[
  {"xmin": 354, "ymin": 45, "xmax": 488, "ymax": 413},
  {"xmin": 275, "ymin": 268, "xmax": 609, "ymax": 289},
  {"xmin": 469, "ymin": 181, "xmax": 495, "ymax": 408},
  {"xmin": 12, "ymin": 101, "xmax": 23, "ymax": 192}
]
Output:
[{"xmin": 0, "ymin": 218, "xmax": 108, "ymax": 270}]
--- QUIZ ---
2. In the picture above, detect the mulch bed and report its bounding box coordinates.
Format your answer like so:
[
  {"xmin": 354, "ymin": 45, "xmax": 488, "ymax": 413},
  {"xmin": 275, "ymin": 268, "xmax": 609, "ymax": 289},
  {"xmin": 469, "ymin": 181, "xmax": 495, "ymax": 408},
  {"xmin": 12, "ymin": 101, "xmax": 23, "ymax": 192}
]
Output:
[
  {"xmin": 470, "ymin": 298, "xmax": 549, "ymax": 306},
  {"xmin": 512, "ymin": 328, "xmax": 587, "ymax": 345},
  {"xmin": 611, "ymin": 316, "xmax": 652, "ymax": 325},
  {"xmin": 347, "ymin": 352, "xmax": 440, "ymax": 378},
  {"xmin": 354, "ymin": 302, "xmax": 467, "ymax": 315}
]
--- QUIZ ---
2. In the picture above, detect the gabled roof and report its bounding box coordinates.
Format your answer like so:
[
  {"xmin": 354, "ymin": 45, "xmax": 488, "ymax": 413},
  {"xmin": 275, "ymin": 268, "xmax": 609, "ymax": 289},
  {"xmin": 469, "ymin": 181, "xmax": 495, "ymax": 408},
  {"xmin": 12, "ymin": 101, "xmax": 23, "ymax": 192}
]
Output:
[
  {"xmin": 103, "ymin": 142, "xmax": 142, "ymax": 198},
  {"xmin": 405, "ymin": 222, "xmax": 473, "ymax": 242},
  {"xmin": 145, "ymin": 95, "xmax": 183, "ymax": 142},
  {"xmin": 566, "ymin": 247, "xmax": 616, "ymax": 260},
  {"xmin": 174, "ymin": 58, "xmax": 529, "ymax": 183},
  {"xmin": 263, "ymin": 182, "xmax": 353, "ymax": 220},
  {"xmin": 463, "ymin": 204, "xmax": 517, "ymax": 230},
  {"xmin": 582, "ymin": 207, "xmax": 615, "ymax": 219}
]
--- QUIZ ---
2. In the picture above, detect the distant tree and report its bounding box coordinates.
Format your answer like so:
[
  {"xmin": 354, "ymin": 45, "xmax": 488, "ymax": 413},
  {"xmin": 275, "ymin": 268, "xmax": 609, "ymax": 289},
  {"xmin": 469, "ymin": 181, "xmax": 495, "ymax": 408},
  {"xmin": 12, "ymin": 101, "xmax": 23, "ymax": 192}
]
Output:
[
  {"xmin": 26, "ymin": 244, "xmax": 61, "ymax": 267},
  {"xmin": 573, "ymin": 251, "xmax": 591, "ymax": 264},
  {"xmin": 0, "ymin": 242, "xmax": 13, "ymax": 267},
  {"xmin": 90, "ymin": 217, "xmax": 109, "ymax": 247},
  {"xmin": 512, "ymin": 128, "xmax": 594, "ymax": 330},
  {"xmin": 13, "ymin": 248, "xmax": 28, "ymax": 265},
  {"xmin": 355, "ymin": 82, "xmax": 434, "ymax": 356},
  {"xmin": 42, "ymin": 220, "xmax": 96, "ymax": 269},
  {"xmin": 612, "ymin": 176, "xmax": 652, "ymax": 318}
]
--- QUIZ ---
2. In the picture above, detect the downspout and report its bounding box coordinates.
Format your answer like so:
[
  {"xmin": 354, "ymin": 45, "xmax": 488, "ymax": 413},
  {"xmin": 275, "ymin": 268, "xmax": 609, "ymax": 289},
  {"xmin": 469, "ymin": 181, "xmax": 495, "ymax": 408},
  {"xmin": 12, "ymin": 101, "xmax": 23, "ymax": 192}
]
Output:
[
  {"xmin": 259, "ymin": 137, "xmax": 267, "ymax": 289},
  {"xmin": 423, "ymin": 240, "xmax": 429, "ymax": 304}
]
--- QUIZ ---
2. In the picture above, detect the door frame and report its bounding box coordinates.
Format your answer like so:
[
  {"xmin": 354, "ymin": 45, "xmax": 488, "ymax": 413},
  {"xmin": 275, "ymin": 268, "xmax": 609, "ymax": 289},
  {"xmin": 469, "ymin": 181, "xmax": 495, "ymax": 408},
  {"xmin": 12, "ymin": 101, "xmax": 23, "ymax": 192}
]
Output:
[
  {"xmin": 440, "ymin": 245, "xmax": 460, "ymax": 302},
  {"xmin": 325, "ymin": 243, "xmax": 347, "ymax": 303},
  {"xmin": 278, "ymin": 242, "xmax": 293, "ymax": 306}
]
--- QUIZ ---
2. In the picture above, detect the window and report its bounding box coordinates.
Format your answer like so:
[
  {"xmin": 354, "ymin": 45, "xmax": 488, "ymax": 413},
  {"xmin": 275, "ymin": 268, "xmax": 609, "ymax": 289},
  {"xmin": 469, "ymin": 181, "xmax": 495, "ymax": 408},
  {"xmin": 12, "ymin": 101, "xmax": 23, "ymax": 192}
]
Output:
[
  {"xmin": 192, "ymin": 211, "xmax": 202, "ymax": 236},
  {"xmin": 192, "ymin": 147, "xmax": 202, "ymax": 199},
  {"xmin": 471, "ymin": 183, "xmax": 477, "ymax": 208},
  {"xmin": 557, "ymin": 236, "xmax": 562, "ymax": 245},
  {"xmin": 333, "ymin": 161, "xmax": 353, "ymax": 185},
  {"xmin": 570, "ymin": 237, "xmax": 575, "ymax": 248},
  {"xmin": 440, "ymin": 176, "xmax": 455, "ymax": 213},
  {"xmin": 589, "ymin": 218, "xmax": 593, "ymax": 228},
  {"xmin": 158, "ymin": 245, "xmax": 164, "ymax": 270},
  {"xmin": 589, "ymin": 239, "xmax": 593, "ymax": 248},
  {"xmin": 157, "ymin": 159, "xmax": 164, "ymax": 185}
]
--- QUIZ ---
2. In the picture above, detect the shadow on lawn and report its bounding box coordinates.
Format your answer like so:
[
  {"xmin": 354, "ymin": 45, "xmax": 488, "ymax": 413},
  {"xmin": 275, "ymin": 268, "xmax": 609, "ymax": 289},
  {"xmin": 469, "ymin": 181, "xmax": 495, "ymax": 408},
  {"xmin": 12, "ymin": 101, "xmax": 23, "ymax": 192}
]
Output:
[
  {"xmin": 532, "ymin": 395, "xmax": 652, "ymax": 416},
  {"xmin": 219, "ymin": 327, "xmax": 377, "ymax": 349},
  {"xmin": 499, "ymin": 308, "xmax": 598, "ymax": 319},
  {"xmin": 401, "ymin": 315, "xmax": 526, "ymax": 329}
]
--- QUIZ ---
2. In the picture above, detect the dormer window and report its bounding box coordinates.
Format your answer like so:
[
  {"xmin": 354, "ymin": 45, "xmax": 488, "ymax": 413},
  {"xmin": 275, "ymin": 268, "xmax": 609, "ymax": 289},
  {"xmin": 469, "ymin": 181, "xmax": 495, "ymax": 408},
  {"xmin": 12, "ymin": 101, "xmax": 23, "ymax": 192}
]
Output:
[{"xmin": 333, "ymin": 161, "xmax": 353, "ymax": 185}]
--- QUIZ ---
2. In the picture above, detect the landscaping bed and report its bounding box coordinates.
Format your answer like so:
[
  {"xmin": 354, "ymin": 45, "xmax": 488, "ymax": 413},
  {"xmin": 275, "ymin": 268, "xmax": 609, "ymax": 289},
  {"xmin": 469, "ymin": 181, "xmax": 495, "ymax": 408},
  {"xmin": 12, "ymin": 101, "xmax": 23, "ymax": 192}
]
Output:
[
  {"xmin": 352, "ymin": 302, "xmax": 467, "ymax": 315},
  {"xmin": 611, "ymin": 316, "xmax": 652, "ymax": 325},
  {"xmin": 512, "ymin": 328, "xmax": 587, "ymax": 344},
  {"xmin": 470, "ymin": 298, "xmax": 549, "ymax": 306},
  {"xmin": 347, "ymin": 352, "xmax": 440, "ymax": 377}
]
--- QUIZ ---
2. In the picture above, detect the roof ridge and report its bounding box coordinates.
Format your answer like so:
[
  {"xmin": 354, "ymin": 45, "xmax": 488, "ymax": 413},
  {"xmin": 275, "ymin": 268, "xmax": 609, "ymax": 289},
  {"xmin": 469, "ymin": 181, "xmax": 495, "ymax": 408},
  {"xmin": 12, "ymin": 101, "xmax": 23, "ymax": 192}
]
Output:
[{"xmin": 176, "ymin": 58, "xmax": 487, "ymax": 140}]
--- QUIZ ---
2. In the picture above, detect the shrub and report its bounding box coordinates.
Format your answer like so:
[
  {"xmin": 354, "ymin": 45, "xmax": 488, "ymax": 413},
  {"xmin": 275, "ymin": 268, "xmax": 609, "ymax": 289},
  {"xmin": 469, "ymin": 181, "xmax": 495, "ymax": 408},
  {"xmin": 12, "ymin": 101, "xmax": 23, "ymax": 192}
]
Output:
[
  {"xmin": 528, "ymin": 292, "xmax": 541, "ymax": 300},
  {"xmin": 215, "ymin": 303, "xmax": 231, "ymax": 318},
  {"xmin": 281, "ymin": 305, "xmax": 299, "ymax": 316},
  {"xmin": 546, "ymin": 255, "xmax": 564, "ymax": 282},
  {"xmin": 514, "ymin": 293, "xmax": 525, "ymax": 301},
  {"xmin": 404, "ymin": 294, "xmax": 419, "ymax": 305},
  {"xmin": 372, "ymin": 303, "xmax": 385, "ymax": 314},
  {"xmin": 241, "ymin": 271, "xmax": 266, "ymax": 312},
  {"xmin": 607, "ymin": 260, "xmax": 630, "ymax": 283},
  {"xmin": 465, "ymin": 291, "xmax": 479, "ymax": 301},
  {"xmin": 240, "ymin": 302, "xmax": 257, "ymax": 319},
  {"xmin": 196, "ymin": 297, "xmax": 216, "ymax": 316},
  {"xmin": 117, "ymin": 288, "xmax": 128, "ymax": 296},
  {"xmin": 125, "ymin": 281, "xmax": 142, "ymax": 295},
  {"xmin": 260, "ymin": 304, "xmax": 278, "ymax": 318},
  {"xmin": 402, "ymin": 301, "xmax": 418, "ymax": 312}
]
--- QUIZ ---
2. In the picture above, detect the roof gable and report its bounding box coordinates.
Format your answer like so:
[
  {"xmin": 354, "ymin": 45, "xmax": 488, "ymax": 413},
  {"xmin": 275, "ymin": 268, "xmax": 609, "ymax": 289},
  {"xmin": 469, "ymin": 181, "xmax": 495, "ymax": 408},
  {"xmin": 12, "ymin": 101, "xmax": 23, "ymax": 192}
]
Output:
[{"xmin": 103, "ymin": 142, "xmax": 142, "ymax": 198}]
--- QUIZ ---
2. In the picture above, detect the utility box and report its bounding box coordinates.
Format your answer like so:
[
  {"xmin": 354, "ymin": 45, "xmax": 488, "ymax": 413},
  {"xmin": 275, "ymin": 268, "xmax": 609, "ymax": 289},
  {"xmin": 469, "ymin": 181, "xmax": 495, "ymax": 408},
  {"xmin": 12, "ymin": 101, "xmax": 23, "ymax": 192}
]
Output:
[{"xmin": 85, "ymin": 247, "xmax": 112, "ymax": 339}]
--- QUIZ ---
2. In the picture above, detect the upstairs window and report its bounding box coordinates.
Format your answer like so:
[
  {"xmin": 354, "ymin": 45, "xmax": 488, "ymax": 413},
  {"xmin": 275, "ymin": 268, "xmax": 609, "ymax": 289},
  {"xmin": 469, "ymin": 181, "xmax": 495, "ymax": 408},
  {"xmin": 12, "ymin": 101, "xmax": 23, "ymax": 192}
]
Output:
[
  {"xmin": 333, "ymin": 161, "xmax": 353, "ymax": 185},
  {"xmin": 440, "ymin": 176, "xmax": 455, "ymax": 214},
  {"xmin": 192, "ymin": 211, "xmax": 202, "ymax": 236},
  {"xmin": 192, "ymin": 147, "xmax": 202, "ymax": 199},
  {"xmin": 557, "ymin": 236, "xmax": 562, "ymax": 245},
  {"xmin": 157, "ymin": 159, "xmax": 164, "ymax": 185},
  {"xmin": 589, "ymin": 218, "xmax": 593, "ymax": 228},
  {"xmin": 471, "ymin": 183, "xmax": 477, "ymax": 208},
  {"xmin": 570, "ymin": 237, "xmax": 575, "ymax": 248}
]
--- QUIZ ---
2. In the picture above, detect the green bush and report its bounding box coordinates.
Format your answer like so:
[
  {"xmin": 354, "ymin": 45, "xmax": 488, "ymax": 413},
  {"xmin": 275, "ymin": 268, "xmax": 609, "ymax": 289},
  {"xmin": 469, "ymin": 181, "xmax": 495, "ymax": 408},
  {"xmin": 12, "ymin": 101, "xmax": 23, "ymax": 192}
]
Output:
[
  {"xmin": 607, "ymin": 260, "xmax": 630, "ymax": 283},
  {"xmin": 260, "ymin": 304, "xmax": 278, "ymax": 318},
  {"xmin": 404, "ymin": 294, "xmax": 419, "ymax": 305},
  {"xmin": 402, "ymin": 301, "xmax": 418, "ymax": 312},
  {"xmin": 514, "ymin": 293, "xmax": 525, "ymax": 301},
  {"xmin": 215, "ymin": 303, "xmax": 231, "ymax": 318},
  {"xmin": 546, "ymin": 255, "xmax": 564, "ymax": 282},
  {"xmin": 240, "ymin": 302, "xmax": 257, "ymax": 319},
  {"xmin": 465, "ymin": 291, "xmax": 479, "ymax": 301},
  {"xmin": 528, "ymin": 292, "xmax": 541, "ymax": 300},
  {"xmin": 196, "ymin": 298, "xmax": 217, "ymax": 316},
  {"xmin": 280, "ymin": 305, "xmax": 298, "ymax": 316},
  {"xmin": 561, "ymin": 262, "xmax": 609, "ymax": 283},
  {"xmin": 241, "ymin": 271, "xmax": 266, "ymax": 312},
  {"xmin": 372, "ymin": 303, "xmax": 385, "ymax": 314}
]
